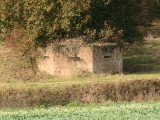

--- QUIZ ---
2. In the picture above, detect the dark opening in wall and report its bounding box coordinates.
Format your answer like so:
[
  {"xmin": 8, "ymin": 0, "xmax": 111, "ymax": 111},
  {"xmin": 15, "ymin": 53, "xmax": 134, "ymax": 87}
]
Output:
[
  {"xmin": 43, "ymin": 56, "xmax": 49, "ymax": 59},
  {"xmin": 104, "ymin": 56, "xmax": 111, "ymax": 59}
]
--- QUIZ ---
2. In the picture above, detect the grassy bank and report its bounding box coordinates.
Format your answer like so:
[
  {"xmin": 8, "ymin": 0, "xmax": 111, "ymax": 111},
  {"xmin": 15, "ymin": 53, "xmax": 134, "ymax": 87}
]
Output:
[
  {"xmin": 0, "ymin": 79, "xmax": 160, "ymax": 108},
  {"xmin": 0, "ymin": 102, "xmax": 160, "ymax": 120},
  {"xmin": 124, "ymin": 23, "xmax": 160, "ymax": 73},
  {"xmin": 124, "ymin": 43, "xmax": 160, "ymax": 73}
]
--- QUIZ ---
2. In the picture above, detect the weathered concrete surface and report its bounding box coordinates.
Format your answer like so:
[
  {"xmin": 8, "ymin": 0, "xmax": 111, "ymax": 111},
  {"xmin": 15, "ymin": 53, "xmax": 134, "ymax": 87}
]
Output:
[
  {"xmin": 93, "ymin": 46, "xmax": 123, "ymax": 74},
  {"xmin": 37, "ymin": 44, "xmax": 123, "ymax": 76}
]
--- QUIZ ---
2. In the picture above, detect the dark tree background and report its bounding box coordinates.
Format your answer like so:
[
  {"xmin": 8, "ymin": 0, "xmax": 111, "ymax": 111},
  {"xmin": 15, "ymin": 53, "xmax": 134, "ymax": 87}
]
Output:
[{"xmin": 0, "ymin": 0, "xmax": 159, "ymax": 46}]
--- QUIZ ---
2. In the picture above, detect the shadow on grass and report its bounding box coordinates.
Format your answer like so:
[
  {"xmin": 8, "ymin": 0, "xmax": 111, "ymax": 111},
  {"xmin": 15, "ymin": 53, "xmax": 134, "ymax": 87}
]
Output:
[{"xmin": 123, "ymin": 55, "xmax": 160, "ymax": 73}]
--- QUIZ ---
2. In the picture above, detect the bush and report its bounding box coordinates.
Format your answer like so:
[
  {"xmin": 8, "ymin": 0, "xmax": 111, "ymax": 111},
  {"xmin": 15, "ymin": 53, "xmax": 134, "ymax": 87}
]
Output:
[{"xmin": 0, "ymin": 0, "xmax": 148, "ymax": 45}]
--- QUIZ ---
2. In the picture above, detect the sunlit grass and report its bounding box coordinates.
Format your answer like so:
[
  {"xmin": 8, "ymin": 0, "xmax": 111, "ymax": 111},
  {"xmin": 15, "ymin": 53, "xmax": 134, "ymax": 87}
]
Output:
[{"xmin": 0, "ymin": 73, "xmax": 160, "ymax": 90}]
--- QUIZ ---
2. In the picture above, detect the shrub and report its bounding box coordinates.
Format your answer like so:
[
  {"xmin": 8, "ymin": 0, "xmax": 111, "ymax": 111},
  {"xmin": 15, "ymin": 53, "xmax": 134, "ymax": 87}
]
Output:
[{"xmin": 0, "ymin": 0, "xmax": 149, "ymax": 45}]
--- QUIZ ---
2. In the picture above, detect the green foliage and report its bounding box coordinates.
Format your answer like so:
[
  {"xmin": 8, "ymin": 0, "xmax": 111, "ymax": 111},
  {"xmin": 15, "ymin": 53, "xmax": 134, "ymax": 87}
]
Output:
[
  {"xmin": 140, "ymin": 0, "xmax": 160, "ymax": 23},
  {"xmin": 0, "ymin": 0, "xmax": 154, "ymax": 45},
  {"xmin": 0, "ymin": 102, "xmax": 160, "ymax": 120},
  {"xmin": 149, "ymin": 0, "xmax": 160, "ymax": 20},
  {"xmin": 66, "ymin": 102, "xmax": 84, "ymax": 107},
  {"xmin": 35, "ymin": 104, "xmax": 51, "ymax": 109}
]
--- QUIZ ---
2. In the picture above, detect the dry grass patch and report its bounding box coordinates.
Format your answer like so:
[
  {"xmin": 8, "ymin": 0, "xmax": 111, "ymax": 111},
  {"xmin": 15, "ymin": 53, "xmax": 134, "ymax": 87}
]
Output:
[{"xmin": 0, "ymin": 79, "xmax": 160, "ymax": 108}]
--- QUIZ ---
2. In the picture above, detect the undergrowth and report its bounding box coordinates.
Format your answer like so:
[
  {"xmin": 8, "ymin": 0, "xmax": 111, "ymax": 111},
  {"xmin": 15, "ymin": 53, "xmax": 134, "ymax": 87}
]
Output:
[{"xmin": 0, "ymin": 80, "xmax": 160, "ymax": 108}]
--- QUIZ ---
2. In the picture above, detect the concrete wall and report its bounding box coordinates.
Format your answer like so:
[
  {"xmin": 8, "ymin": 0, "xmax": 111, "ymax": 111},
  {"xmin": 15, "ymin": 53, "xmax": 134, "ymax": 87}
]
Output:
[
  {"xmin": 37, "ymin": 45, "xmax": 123, "ymax": 76},
  {"xmin": 37, "ymin": 46, "xmax": 55, "ymax": 75},
  {"xmin": 93, "ymin": 46, "xmax": 123, "ymax": 74},
  {"xmin": 37, "ymin": 46, "xmax": 94, "ymax": 75},
  {"xmin": 77, "ymin": 47, "xmax": 93, "ymax": 73}
]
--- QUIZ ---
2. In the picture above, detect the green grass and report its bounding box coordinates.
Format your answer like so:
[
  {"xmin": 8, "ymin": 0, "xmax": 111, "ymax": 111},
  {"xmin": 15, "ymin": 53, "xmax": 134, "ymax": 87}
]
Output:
[
  {"xmin": 124, "ymin": 55, "xmax": 160, "ymax": 73},
  {"xmin": 146, "ymin": 23, "xmax": 160, "ymax": 37},
  {"xmin": 148, "ymin": 23, "xmax": 160, "ymax": 31},
  {"xmin": 0, "ymin": 60, "xmax": 7, "ymax": 66},
  {"xmin": 0, "ymin": 102, "xmax": 160, "ymax": 120},
  {"xmin": 123, "ymin": 23, "xmax": 160, "ymax": 74},
  {"xmin": 1, "ymin": 73, "xmax": 160, "ymax": 89},
  {"xmin": 124, "ymin": 38, "xmax": 160, "ymax": 73}
]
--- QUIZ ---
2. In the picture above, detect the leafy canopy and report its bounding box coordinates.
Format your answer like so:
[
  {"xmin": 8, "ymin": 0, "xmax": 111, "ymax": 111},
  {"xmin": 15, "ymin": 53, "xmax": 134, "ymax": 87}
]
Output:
[{"xmin": 0, "ymin": 0, "xmax": 158, "ymax": 45}]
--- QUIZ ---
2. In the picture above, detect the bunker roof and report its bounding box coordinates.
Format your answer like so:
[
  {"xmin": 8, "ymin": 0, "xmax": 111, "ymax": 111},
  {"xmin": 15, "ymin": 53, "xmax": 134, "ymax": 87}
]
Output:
[{"xmin": 53, "ymin": 38, "xmax": 117, "ymax": 47}]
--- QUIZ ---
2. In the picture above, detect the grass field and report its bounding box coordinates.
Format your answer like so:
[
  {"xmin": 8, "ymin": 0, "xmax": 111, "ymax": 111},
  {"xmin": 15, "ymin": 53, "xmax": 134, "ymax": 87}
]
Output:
[
  {"xmin": 0, "ymin": 73, "xmax": 160, "ymax": 89},
  {"xmin": 0, "ymin": 102, "xmax": 160, "ymax": 120}
]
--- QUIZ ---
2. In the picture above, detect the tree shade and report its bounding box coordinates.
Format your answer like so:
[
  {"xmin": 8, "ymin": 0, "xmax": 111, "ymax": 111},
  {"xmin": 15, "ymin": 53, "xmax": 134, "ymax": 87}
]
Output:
[{"xmin": 0, "ymin": 0, "xmax": 159, "ymax": 46}]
